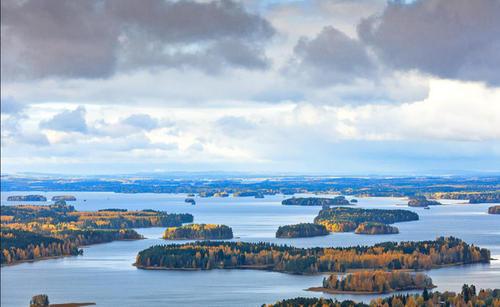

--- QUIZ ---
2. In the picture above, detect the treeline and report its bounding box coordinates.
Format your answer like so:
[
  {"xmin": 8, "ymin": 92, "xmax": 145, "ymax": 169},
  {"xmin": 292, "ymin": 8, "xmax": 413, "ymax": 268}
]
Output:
[
  {"xmin": 263, "ymin": 285, "xmax": 500, "ymax": 306},
  {"xmin": 321, "ymin": 270, "xmax": 434, "ymax": 293},
  {"xmin": 163, "ymin": 224, "xmax": 233, "ymax": 240},
  {"xmin": 1, "ymin": 204, "xmax": 193, "ymax": 229},
  {"xmin": 135, "ymin": 236, "xmax": 490, "ymax": 274},
  {"xmin": 354, "ymin": 223, "xmax": 399, "ymax": 235},
  {"xmin": 1, "ymin": 229, "xmax": 80, "ymax": 265},
  {"xmin": 314, "ymin": 207, "xmax": 418, "ymax": 232},
  {"xmin": 282, "ymin": 196, "xmax": 350, "ymax": 207},
  {"xmin": 276, "ymin": 223, "xmax": 328, "ymax": 238},
  {"xmin": 1, "ymin": 228, "xmax": 143, "ymax": 265},
  {"xmin": 431, "ymin": 191, "xmax": 500, "ymax": 204}
]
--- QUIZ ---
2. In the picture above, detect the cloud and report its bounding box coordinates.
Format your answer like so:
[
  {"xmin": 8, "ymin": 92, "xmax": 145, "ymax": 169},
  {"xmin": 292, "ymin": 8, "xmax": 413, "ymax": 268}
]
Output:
[
  {"xmin": 289, "ymin": 26, "xmax": 375, "ymax": 84},
  {"xmin": 122, "ymin": 114, "xmax": 159, "ymax": 131},
  {"xmin": 358, "ymin": 0, "xmax": 500, "ymax": 85},
  {"xmin": 40, "ymin": 106, "xmax": 88, "ymax": 133},
  {"xmin": 1, "ymin": 0, "xmax": 275, "ymax": 80},
  {"xmin": 1, "ymin": 97, "xmax": 24, "ymax": 114}
]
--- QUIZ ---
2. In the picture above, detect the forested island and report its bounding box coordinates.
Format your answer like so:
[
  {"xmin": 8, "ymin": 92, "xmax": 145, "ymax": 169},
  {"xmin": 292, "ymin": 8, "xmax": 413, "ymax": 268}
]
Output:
[
  {"xmin": 51, "ymin": 195, "xmax": 77, "ymax": 201},
  {"xmin": 488, "ymin": 205, "xmax": 500, "ymax": 214},
  {"xmin": 282, "ymin": 196, "xmax": 350, "ymax": 207},
  {"xmin": 309, "ymin": 270, "xmax": 434, "ymax": 294},
  {"xmin": 1, "ymin": 201, "xmax": 192, "ymax": 265},
  {"xmin": 314, "ymin": 207, "xmax": 418, "ymax": 232},
  {"xmin": 408, "ymin": 196, "xmax": 441, "ymax": 207},
  {"xmin": 30, "ymin": 294, "xmax": 95, "ymax": 307},
  {"xmin": 354, "ymin": 222, "xmax": 399, "ymax": 235},
  {"xmin": 264, "ymin": 284, "xmax": 500, "ymax": 307},
  {"xmin": 276, "ymin": 223, "xmax": 328, "ymax": 238},
  {"xmin": 135, "ymin": 236, "xmax": 489, "ymax": 274},
  {"xmin": 6, "ymin": 195, "xmax": 47, "ymax": 201},
  {"xmin": 163, "ymin": 224, "xmax": 233, "ymax": 240},
  {"xmin": 430, "ymin": 191, "xmax": 500, "ymax": 204}
]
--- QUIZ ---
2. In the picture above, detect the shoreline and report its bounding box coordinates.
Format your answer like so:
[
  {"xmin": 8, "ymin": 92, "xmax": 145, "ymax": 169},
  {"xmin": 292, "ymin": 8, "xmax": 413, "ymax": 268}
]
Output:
[{"xmin": 307, "ymin": 284, "xmax": 437, "ymax": 295}]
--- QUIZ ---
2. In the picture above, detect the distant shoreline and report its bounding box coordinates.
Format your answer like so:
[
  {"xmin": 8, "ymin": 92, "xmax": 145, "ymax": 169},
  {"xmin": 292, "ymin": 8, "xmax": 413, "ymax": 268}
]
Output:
[{"xmin": 307, "ymin": 284, "xmax": 436, "ymax": 295}]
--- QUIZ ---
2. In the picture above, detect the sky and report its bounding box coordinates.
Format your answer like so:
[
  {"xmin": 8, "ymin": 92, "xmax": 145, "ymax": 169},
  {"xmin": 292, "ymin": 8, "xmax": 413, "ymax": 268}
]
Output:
[{"xmin": 1, "ymin": 0, "xmax": 500, "ymax": 175}]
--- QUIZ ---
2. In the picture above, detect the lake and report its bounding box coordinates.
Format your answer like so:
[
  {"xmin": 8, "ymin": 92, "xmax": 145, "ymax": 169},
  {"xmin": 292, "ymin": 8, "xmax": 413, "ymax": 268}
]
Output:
[{"xmin": 1, "ymin": 192, "xmax": 499, "ymax": 306}]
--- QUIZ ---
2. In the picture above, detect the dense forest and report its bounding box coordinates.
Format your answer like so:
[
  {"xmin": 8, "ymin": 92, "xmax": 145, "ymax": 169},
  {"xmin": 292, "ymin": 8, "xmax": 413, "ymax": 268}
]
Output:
[
  {"xmin": 282, "ymin": 196, "xmax": 350, "ymax": 207},
  {"xmin": 0, "ymin": 201, "xmax": 191, "ymax": 265},
  {"xmin": 317, "ymin": 270, "xmax": 434, "ymax": 293},
  {"xmin": 430, "ymin": 191, "xmax": 500, "ymax": 204},
  {"xmin": 314, "ymin": 207, "xmax": 418, "ymax": 233},
  {"xmin": 163, "ymin": 224, "xmax": 233, "ymax": 240},
  {"xmin": 354, "ymin": 223, "xmax": 399, "ymax": 235},
  {"xmin": 276, "ymin": 223, "xmax": 329, "ymax": 238},
  {"xmin": 488, "ymin": 205, "xmax": 500, "ymax": 214},
  {"xmin": 135, "ymin": 237, "xmax": 489, "ymax": 274},
  {"xmin": 1, "ymin": 229, "xmax": 80, "ymax": 265},
  {"xmin": 264, "ymin": 285, "xmax": 500, "ymax": 307},
  {"xmin": 1, "ymin": 204, "xmax": 193, "ymax": 229},
  {"xmin": 407, "ymin": 196, "xmax": 442, "ymax": 207}
]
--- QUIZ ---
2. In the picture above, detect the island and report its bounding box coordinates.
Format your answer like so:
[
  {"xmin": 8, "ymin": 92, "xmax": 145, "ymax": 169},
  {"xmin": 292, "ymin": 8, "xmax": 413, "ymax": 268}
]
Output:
[
  {"xmin": 30, "ymin": 294, "xmax": 95, "ymax": 307},
  {"xmin": 314, "ymin": 207, "xmax": 418, "ymax": 232},
  {"xmin": 275, "ymin": 223, "xmax": 329, "ymax": 238},
  {"xmin": 309, "ymin": 270, "xmax": 434, "ymax": 294},
  {"xmin": 264, "ymin": 284, "xmax": 499, "ymax": 307},
  {"xmin": 6, "ymin": 195, "xmax": 47, "ymax": 201},
  {"xmin": 185, "ymin": 198, "xmax": 196, "ymax": 205},
  {"xmin": 350, "ymin": 198, "xmax": 358, "ymax": 203},
  {"xmin": 163, "ymin": 224, "xmax": 233, "ymax": 240},
  {"xmin": 51, "ymin": 195, "xmax": 77, "ymax": 201},
  {"xmin": 1, "ymin": 202, "xmax": 193, "ymax": 265},
  {"xmin": 354, "ymin": 222, "xmax": 399, "ymax": 235},
  {"xmin": 488, "ymin": 205, "xmax": 500, "ymax": 215},
  {"xmin": 135, "ymin": 236, "xmax": 490, "ymax": 274},
  {"xmin": 431, "ymin": 191, "xmax": 500, "ymax": 204},
  {"xmin": 282, "ymin": 196, "xmax": 351, "ymax": 207},
  {"xmin": 408, "ymin": 196, "xmax": 442, "ymax": 207}
]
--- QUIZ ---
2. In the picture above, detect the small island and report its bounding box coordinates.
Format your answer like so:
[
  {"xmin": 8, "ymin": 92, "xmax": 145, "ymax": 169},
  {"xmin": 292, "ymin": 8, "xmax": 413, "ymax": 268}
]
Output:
[
  {"xmin": 488, "ymin": 205, "xmax": 500, "ymax": 215},
  {"xmin": 350, "ymin": 199, "xmax": 358, "ymax": 203},
  {"xmin": 354, "ymin": 222, "xmax": 399, "ymax": 235},
  {"xmin": 30, "ymin": 294, "xmax": 95, "ymax": 307},
  {"xmin": 185, "ymin": 198, "xmax": 196, "ymax": 205},
  {"xmin": 7, "ymin": 195, "xmax": 47, "ymax": 202},
  {"xmin": 431, "ymin": 191, "xmax": 500, "ymax": 204},
  {"xmin": 276, "ymin": 223, "xmax": 329, "ymax": 238},
  {"xmin": 163, "ymin": 224, "xmax": 233, "ymax": 240},
  {"xmin": 282, "ymin": 196, "xmax": 350, "ymax": 207},
  {"xmin": 408, "ymin": 196, "xmax": 441, "ymax": 207},
  {"xmin": 51, "ymin": 195, "xmax": 76, "ymax": 201},
  {"xmin": 314, "ymin": 207, "xmax": 418, "ymax": 232},
  {"xmin": 309, "ymin": 270, "xmax": 434, "ymax": 294}
]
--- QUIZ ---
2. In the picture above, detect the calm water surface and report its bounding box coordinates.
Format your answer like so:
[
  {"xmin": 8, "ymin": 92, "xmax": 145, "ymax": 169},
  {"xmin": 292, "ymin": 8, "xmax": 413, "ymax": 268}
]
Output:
[{"xmin": 1, "ymin": 192, "xmax": 499, "ymax": 306}]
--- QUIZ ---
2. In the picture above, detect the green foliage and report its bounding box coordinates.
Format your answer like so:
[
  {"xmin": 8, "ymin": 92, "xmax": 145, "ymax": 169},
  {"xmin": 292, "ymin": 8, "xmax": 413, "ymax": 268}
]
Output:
[
  {"xmin": 163, "ymin": 224, "xmax": 233, "ymax": 240},
  {"xmin": 276, "ymin": 223, "xmax": 328, "ymax": 238}
]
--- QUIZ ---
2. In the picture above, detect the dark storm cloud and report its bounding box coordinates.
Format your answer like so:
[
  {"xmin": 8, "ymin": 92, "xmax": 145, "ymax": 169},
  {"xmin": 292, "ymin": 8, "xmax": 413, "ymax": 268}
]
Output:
[
  {"xmin": 291, "ymin": 26, "xmax": 375, "ymax": 84},
  {"xmin": 1, "ymin": 0, "xmax": 275, "ymax": 80},
  {"xmin": 358, "ymin": 0, "xmax": 500, "ymax": 85},
  {"xmin": 40, "ymin": 106, "xmax": 88, "ymax": 133}
]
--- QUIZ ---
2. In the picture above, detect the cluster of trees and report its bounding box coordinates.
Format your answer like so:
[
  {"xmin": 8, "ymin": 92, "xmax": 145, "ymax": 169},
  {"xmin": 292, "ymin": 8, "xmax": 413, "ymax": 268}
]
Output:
[
  {"xmin": 354, "ymin": 223, "xmax": 399, "ymax": 235},
  {"xmin": 264, "ymin": 285, "xmax": 499, "ymax": 307},
  {"xmin": 313, "ymin": 207, "xmax": 418, "ymax": 233},
  {"xmin": 431, "ymin": 191, "xmax": 500, "ymax": 204},
  {"xmin": 282, "ymin": 196, "xmax": 350, "ymax": 207},
  {"xmin": 1, "ymin": 229, "xmax": 80, "ymax": 265},
  {"xmin": 1, "ymin": 204, "xmax": 193, "ymax": 229},
  {"xmin": 135, "ymin": 237, "xmax": 489, "ymax": 274},
  {"xmin": 488, "ymin": 205, "xmax": 500, "ymax": 215},
  {"xmin": 0, "ymin": 202, "xmax": 190, "ymax": 265},
  {"xmin": 163, "ymin": 224, "xmax": 233, "ymax": 240},
  {"xmin": 275, "ymin": 223, "xmax": 328, "ymax": 238},
  {"xmin": 407, "ymin": 196, "xmax": 442, "ymax": 207},
  {"xmin": 321, "ymin": 270, "xmax": 434, "ymax": 293},
  {"xmin": 6, "ymin": 195, "xmax": 47, "ymax": 201}
]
